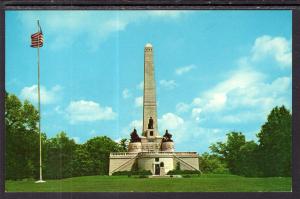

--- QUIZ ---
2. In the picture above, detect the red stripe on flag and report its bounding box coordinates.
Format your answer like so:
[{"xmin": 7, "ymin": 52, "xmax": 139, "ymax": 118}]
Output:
[
  {"xmin": 31, "ymin": 38, "xmax": 44, "ymax": 43},
  {"xmin": 31, "ymin": 42, "xmax": 43, "ymax": 45},
  {"xmin": 31, "ymin": 43, "xmax": 43, "ymax": 48},
  {"xmin": 31, "ymin": 35, "xmax": 43, "ymax": 39},
  {"xmin": 31, "ymin": 32, "xmax": 42, "ymax": 38},
  {"xmin": 31, "ymin": 36, "xmax": 43, "ymax": 41}
]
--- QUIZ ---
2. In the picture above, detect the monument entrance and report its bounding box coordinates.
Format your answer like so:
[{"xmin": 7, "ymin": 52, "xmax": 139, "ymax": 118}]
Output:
[{"xmin": 155, "ymin": 164, "xmax": 160, "ymax": 175}]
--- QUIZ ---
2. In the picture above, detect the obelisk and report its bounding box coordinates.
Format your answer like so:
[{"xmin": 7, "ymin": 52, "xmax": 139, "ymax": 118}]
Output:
[{"xmin": 143, "ymin": 43, "xmax": 159, "ymax": 137}]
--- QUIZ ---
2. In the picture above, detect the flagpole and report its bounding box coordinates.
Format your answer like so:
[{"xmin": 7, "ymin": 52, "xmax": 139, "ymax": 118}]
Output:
[{"xmin": 35, "ymin": 20, "xmax": 45, "ymax": 183}]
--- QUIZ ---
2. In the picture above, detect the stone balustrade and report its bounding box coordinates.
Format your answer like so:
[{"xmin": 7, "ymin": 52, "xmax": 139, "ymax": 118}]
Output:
[
  {"xmin": 139, "ymin": 152, "xmax": 197, "ymax": 156},
  {"xmin": 110, "ymin": 151, "xmax": 198, "ymax": 157},
  {"xmin": 110, "ymin": 152, "xmax": 138, "ymax": 156}
]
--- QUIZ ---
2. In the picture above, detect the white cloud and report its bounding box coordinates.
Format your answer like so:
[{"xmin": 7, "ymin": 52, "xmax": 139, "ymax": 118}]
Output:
[
  {"xmin": 188, "ymin": 66, "xmax": 291, "ymax": 124},
  {"xmin": 20, "ymin": 84, "xmax": 62, "ymax": 104},
  {"xmin": 193, "ymin": 67, "xmax": 264, "ymax": 113},
  {"xmin": 137, "ymin": 81, "xmax": 144, "ymax": 90},
  {"xmin": 181, "ymin": 36, "xmax": 292, "ymax": 125},
  {"xmin": 159, "ymin": 113, "xmax": 184, "ymax": 130},
  {"xmin": 18, "ymin": 11, "xmax": 191, "ymax": 51},
  {"xmin": 270, "ymin": 76, "xmax": 291, "ymax": 91},
  {"xmin": 134, "ymin": 96, "xmax": 143, "ymax": 107},
  {"xmin": 220, "ymin": 112, "xmax": 264, "ymax": 124},
  {"xmin": 122, "ymin": 88, "xmax": 131, "ymax": 99},
  {"xmin": 192, "ymin": 97, "xmax": 202, "ymax": 106},
  {"xmin": 251, "ymin": 35, "xmax": 291, "ymax": 67},
  {"xmin": 226, "ymin": 74, "xmax": 291, "ymax": 110},
  {"xmin": 204, "ymin": 93, "xmax": 227, "ymax": 112},
  {"xmin": 159, "ymin": 79, "xmax": 177, "ymax": 89},
  {"xmin": 157, "ymin": 112, "xmax": 225, "ymax": 147},
  {"xmin": 175, "ymin": 64, "xmax": 196, "ymax": 75},
  {"xmin": 66, "ymin": 100, "xmax": 116, "ymax": 123},
  {"xmin": 158, "ymin": 113, "xmax": 186, "ymax": 143},
  {"xmin": 176, "ymin": 102, "xmax": 190, "ymax": 113},
  {"xmin": 191, "ymin": 108, "xmax": 202, "ymax": 121}
]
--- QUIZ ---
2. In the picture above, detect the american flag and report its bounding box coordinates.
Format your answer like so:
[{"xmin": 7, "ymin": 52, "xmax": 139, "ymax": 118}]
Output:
[
  {"xmin": 31, "ymin": 32, "xmax": 43, "ymax": 48},
  {"xmin": 31, "ymin": 22, "xmax": 43, "ymax": 48}
]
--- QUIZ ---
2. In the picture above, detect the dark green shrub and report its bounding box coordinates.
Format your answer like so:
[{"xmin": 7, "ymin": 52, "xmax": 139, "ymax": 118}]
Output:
[
  {"xmin": 112, "ymin": 170, "xmax": 152, "ymax": 176},
  {"xmin": 167, "ymin": 170, "xmax": 201, "ymax": 175},
  {"xmin": 132, "ymin": 170, "xmax": 152, "ymax": 175},
  {"xmin": 175, "ymin": 162, "xmax": 181, "ymax": 170},
  {"xmin": 213, "ymin": 167, "xmax": 229, "ymax": 174},
  {"xmin": 112, "ymin": 171, "xmax": 132, "ymax": 176}
]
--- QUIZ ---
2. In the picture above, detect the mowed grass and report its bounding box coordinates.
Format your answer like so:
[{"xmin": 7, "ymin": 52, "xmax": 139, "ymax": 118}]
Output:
[{"xmin": 5, "ymin": 174, "xmax": 291, "ymax": 192}]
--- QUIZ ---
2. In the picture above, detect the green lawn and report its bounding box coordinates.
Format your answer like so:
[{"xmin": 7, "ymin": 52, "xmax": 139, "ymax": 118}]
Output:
[{"xmin": 5, "ymin": 174, "xmax": 291, "ymax": 192}]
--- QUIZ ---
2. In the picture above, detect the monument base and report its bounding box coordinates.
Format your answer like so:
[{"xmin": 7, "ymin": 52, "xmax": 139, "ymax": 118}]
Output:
[
  {"xmin": 35, "ymin": 180, "xmax": 46, "ymax": 183},
  {"xmin": 109, "ymin": 151, "xmax": 200, "ymax": 175}
]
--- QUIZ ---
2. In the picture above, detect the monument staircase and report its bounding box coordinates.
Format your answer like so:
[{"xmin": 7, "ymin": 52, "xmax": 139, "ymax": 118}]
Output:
[
  {"xmin": 110, "ymin": 153, "xmax": 139, "ymax": 174},
  {"xmin": 172, "ymin": 154, "xmax": 202, "ymax": 173}
]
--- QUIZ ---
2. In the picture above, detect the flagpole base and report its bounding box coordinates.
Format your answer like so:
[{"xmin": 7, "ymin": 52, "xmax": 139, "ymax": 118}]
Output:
[{"xmin": 35, "ymin": 180, "xmax": 46, "ymax": 183}]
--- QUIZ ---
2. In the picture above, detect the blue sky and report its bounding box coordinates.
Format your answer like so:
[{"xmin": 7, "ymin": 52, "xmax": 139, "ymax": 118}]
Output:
[{"xmin": 5, "ymin": 10, "xmax": 292, "ymax": 153}]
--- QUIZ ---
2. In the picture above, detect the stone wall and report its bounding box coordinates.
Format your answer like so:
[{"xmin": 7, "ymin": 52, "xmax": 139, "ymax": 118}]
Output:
[
  {"xmin": 138, "ymin": 157, "xmax": 154, "ymax": 173},
  {"xmin": 157, "ymin": 157, "xmax": 174, "ymax": 174},
  {"xmin": 109, "ymin": 155, "xmax": 137, "ymax": 175},
  {"xmin": 174, "ymin": 156, "xmax": 200, "ymax": 171}
]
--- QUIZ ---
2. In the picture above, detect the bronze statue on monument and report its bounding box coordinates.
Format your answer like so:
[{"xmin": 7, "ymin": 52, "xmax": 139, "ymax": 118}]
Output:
[{"xmin": 148, "ymin": 117, "xmax": 154, "ymax": 129}]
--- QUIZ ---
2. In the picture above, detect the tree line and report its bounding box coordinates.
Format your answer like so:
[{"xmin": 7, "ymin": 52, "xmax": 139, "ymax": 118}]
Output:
[
  {"xmin": 200, "ymin": 106, "xmax": 291, "ymax": 177},
  {"xmin": 5, "ymin": 91, "xmax": 291, "ymax": 180},
  {"xmin": 5, "ymin": 92, "xmax": 126, "ymax": 180}
]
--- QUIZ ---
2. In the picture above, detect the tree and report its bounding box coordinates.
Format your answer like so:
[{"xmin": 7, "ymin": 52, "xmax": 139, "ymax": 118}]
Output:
[
  {"xmin": 208, "ymin": 106, "xmax": 291, "ymax": 177},
  {"xmin": 209, "ymin": 132, "xmax": 262, "ymax": 176},
  {"xmin": 119, "ymin": 138, "xmax": 128, "ymax": 151},
  {"xmin": 238, "ymin": 141, "xmax": 260, "ymax": 177},
  {"xmin": 175, "ymin": 161, "xmax": 180, "ymax": 170},
  {"xmin": 6, "ymin": 89, "xmax": 128, "ymax": 179},
  {"xmin": 44, "ymin": 132, "xmax": 77, "ymax": 179},
  {"xmin": 199, "ymin": 152, "xmax": 228, "ymax": 174},
  {"xmin": 210, "ymin": 132, "xmax": 246, "ymax": 175},
  {"xmin": 5, "ymin": 92, "xmax": 42, "ymax": 180},
  {"xmin": 84, "ymin": 136, "xmax": 123, "ymax": 175},
  {"xmin": 257, "ymin": 106, "xmax": 292, "ymax": 177},
  {"xmin": 72, "ymin": 144, "xmax": 94, "ymax": 177}
]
